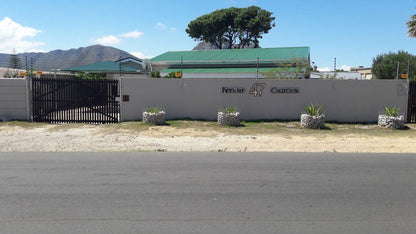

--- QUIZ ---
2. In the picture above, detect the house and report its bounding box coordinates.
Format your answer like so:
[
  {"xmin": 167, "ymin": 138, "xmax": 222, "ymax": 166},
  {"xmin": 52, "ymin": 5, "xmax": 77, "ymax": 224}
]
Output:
[
  {"xmin": 63, "ymin": 57, "xmax": 148, "ymax": 77},
  {"xmin": 115, "ymin": 57, "xmax": 149, "ymax": 72},
  {"xmin": 150, "ymin": 47, "xmax": 310, "ymax": 78},
  {"xmin": 350, "ymin": 66, "xmax": 373, "ymax": 79},
  {"xmin": 310, "ymin": 71, "xmax": 363, "ymax": 79}
]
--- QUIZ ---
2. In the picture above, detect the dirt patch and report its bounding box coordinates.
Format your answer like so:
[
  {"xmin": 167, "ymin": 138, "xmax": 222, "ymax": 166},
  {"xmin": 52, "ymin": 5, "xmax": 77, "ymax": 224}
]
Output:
[{"xmin": 0, "ymin": 121, "xmax": 415, "ymax": 153}]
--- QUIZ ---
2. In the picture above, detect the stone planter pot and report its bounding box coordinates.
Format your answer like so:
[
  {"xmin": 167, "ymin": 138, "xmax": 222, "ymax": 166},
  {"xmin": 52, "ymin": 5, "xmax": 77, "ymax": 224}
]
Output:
[
  {"xmin": 217, "ymin": 112, "xmax": 241, "ymax": 127},
  {"xmin": 378, "ymin": 114, "xmax": 404, "ymax": 129},
  {"xmin": 300, "ymin": 114, "xmax": 325, "ymax": 129},
  {"xmin": 143, "ymin": 111, "xmax": 166, "ymax": 125}
]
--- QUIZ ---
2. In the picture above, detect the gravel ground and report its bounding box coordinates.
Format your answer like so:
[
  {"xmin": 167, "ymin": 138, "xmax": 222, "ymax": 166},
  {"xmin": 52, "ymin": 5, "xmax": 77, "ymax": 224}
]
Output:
[{"xmin": 1, "ymin": 123, "xmax": 415, "ymax": 153}]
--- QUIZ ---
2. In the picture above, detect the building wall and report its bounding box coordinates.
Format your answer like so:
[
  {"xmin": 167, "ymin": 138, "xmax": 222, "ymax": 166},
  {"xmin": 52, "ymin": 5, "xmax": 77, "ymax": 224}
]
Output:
[
  {"xmin": 112, "ymin": 74, "xmax": 149, "ymax": 79},
  {"xmin": 0, "ymin": 78, "xmax": 30, "ymax": 121},
  {"xmin": 171, "ymin": 72, "xmax": 262, "ymax": 79},
  {"xmin": 310, "ymin": 72, "xmax": 363, "ymax": 80},
  {"xmin": 351, "ymin": 68, "xmax": 373, "ymax": 79},
  {"xmin": 120, "ymin": 78, "xmax": 408, "ymax": 123}
]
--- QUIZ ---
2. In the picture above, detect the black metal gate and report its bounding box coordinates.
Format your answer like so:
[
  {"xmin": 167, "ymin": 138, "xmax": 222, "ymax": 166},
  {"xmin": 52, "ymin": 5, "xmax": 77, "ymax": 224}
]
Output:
[
  {"xmin": 32, "ymin": 78, "xmax": 120, "ymax": 123},
  {"xmin": 409, "ymin": 81, "xmax": 416, "ymax": 123}
]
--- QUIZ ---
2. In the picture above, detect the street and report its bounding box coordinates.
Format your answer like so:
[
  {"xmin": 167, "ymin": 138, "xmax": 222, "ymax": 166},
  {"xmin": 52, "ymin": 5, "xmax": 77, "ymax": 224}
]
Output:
[{"xmin": 0, "ymin": 152, "xmax": 416, "ymax": 234}]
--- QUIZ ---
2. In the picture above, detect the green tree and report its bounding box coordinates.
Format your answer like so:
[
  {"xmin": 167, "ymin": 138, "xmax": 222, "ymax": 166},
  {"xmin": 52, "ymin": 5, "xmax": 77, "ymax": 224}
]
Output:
[
  {"xmin": 75, "ymin": 72, "xmax": 106, "ymax": 80},
  {"xmin": 262, "ymin": 56, "xmax": 310, "ymax": 79},
  {"xmin": 5, "ymin": 50, "xmax": 21, "ymax": 78},
  {"xmin": 8, "ymin": 49, "xmax": 21, "ymax": 69},
  {"xmin": 372, "ymin": 50, "xmax": 416, "ymax": 80},
  {"xmin": 235, "ymin": 6, "xmax": 275, "ymax": 48},
  {"xmin": 186, "ymin": 6, "xmax": 275, "ymax": 49},
  {"xmin": 406, "ymin": 12, "xmax": 416, "ymax": 37},
  {"xmin": 9, "ymin": 54, "xmax": 21, "ymax": 69}
]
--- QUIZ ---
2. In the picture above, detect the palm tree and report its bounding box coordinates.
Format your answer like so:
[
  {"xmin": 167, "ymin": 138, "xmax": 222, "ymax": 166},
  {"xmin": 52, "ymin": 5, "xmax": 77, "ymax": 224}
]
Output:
[{"xmin": 406, "ymin": 13, "xmax": 416, "ymax": 37}]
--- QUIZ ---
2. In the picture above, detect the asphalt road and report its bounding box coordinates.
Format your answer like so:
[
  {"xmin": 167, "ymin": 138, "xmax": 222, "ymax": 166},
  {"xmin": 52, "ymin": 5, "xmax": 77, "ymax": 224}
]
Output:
[{"xmin": 0, "ymin": 152, "xmax": 416, "ymax": 234}]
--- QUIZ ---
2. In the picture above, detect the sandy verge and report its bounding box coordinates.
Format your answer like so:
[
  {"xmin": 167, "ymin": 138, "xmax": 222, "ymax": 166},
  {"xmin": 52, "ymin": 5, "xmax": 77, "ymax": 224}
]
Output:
[{"xmin": 0, "ymin": 124, "xmax": 415, "ymax": 153}]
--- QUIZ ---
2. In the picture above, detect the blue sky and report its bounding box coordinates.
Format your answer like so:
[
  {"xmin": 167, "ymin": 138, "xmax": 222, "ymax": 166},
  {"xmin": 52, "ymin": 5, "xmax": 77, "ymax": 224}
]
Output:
[{"xmin": 1, "ymin": 0, "xmax": 416, "ymax": 70}]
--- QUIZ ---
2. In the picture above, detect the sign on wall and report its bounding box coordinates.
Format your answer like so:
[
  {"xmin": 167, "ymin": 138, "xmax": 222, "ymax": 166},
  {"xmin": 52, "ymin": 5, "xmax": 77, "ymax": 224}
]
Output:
[
  {"xmin": 270, "ymin": 87, "xmax": 299, "ymax": 94},
  {"xmin": 249, "ymin": 83, "xmax": 266, "ymax": 97},
  {"xmin": 221, "ymin": 87, "xmax": 245, "ymax": 94},
  {"xmin": 222, "ymin": 83, "xmax": 300, "ymax": 97}
]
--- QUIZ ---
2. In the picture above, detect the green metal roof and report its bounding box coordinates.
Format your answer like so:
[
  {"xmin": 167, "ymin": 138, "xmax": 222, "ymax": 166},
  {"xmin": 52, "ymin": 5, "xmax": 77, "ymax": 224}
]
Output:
[
  {"xmin": 63, "ymin": 61, "xmax": 138, "ymax": 73},
  {"xmin": 161, "ymin": 67, "xmax": 303, "ymax": 74},
  {"xmin": 150, "ymin": 47, "xmax": 310, "ymax": 64}
]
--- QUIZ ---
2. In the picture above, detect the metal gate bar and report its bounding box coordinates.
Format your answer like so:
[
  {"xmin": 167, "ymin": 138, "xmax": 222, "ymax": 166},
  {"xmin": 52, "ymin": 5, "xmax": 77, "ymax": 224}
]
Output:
[
  {"xmin": 32, "ymin": 78, "xmax": 120, "ymax": 124},
  {"xmin": 408, "ymin": 81, "xmax": 416, "ymax": 123}
]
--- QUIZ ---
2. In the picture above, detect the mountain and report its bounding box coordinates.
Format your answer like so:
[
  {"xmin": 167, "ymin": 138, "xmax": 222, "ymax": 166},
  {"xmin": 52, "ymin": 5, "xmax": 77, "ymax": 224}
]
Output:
[{"xmin": 0, "ymin": 45, "xmax": 136, "ymax": 71}]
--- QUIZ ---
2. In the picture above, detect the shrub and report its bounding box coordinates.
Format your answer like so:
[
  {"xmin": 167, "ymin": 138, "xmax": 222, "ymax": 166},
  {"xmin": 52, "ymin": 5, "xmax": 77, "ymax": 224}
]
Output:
[
  {"xmin": 303, "ymin": 103, "xmax": 323, "ymax": 116},
  {"xmin": 219, "ymin": 106, "xmax": 238, "ymax": 114},
  {"xmin": 3, "ymin": 70, "xmax": 19, "ymax": 78},
  {"xmin": 162, "ymin": 71, "xmax": 182, "ymax": 78},
  {"xmin": 143, "ymin": 107, "xmax": 165, "ymax": 125},
  {"xmin": 150, "ymin": 71, "xmax": 161, "ymax": 78},
  {"xmin": 146, "ymin": 107, "xmax": 163, "ymax": 114},
  {"xmin": 218, "ymin": 107, "xmax": 240, "ymax": 127},
  {"xmin": 75, "ymin": 72, "xmax": 106, "ymax": 80},
  {"xmin": 384, "ymin": 106, "xmax": 399, "ymax": 117}
]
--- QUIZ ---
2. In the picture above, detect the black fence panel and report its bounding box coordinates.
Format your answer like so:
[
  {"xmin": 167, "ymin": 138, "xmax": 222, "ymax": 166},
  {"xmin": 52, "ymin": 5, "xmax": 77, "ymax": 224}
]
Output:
[
  {"xmin": 409, "ymin": 81, "xmax": 416, "ymax": 123},
  {"xmin": 32, "ymin": 78, "xmax": 120, "ymax": 123}
]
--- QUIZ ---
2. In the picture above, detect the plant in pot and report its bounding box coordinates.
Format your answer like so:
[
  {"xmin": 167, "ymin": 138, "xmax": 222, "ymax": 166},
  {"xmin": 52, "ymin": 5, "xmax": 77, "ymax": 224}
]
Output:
[
  {"xmin": 218, "ymin": 107, "xmax": 240, "ymax": 127},
  {"xmin": 142, "ymin": 107, "xmax": 166, "ymax": 125},
  {"xmin": 301, "ymin": 103, "xmax": 325, "ymax": 129},
  {"xmin": 378, "ymin": 106, "xmax": 404, "ymax": 129}
]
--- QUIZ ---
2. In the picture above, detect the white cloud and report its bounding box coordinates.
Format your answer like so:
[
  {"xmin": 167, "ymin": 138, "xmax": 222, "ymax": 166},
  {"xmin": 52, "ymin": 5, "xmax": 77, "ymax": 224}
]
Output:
[
  {"xmin": 0, "ymin": 17, "xmax": 44, "ymax": 53},
  {"xmin": 317, "ymin": 65, "xmax": 351, "ymax": 72},
  {"xmin": 92, "ymin": 30, "xmax": 144, "ymax": 46},
  {"xmin": 91, "ymin": 35, "xmax": 121, "ymax": 46},
  {"xmin": 120, "ymin": 30, "xmax": 144, "ymax": 39},
  {"xmin": 317, "ymin": 67, "xmax": 332, "ymax": 72},
  {"xmin": 130, "ymin": 51, "xmax": 154, "ymax": 59},
  {"xmin": 156, "ymin": 22, "xmax": 167, "ymax": 30},
  {"xmin": 27, "ymin": 48, "xmax": 46, "ymax": 53},
  {"xmin": 155, "ymin": 22, "xmax": 176, "ymax": 33},
  {"xmin": 340, "ymin": 65, "xmax": 351, "ymax": 71}
]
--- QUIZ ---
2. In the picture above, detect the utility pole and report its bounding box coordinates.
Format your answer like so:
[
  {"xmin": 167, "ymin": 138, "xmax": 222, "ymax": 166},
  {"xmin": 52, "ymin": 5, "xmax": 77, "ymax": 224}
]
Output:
[
  {"xmin": 256, "ymin": 57, "xmax": 259, "ymax": 79},
  {"xmin": 408, "ymin": 59, "xmax": 410, "ymax": 79},
  {"xmin": 118, "ymin": 56, "xmax": 123, "ymax": 78},
  {"xmin": 25, "ymin": 56, "xmax": 28, "ymax": 78},
  {"xmin": 396, "ymin": 61, "xmax": 400, "ymax": 80},
  {"xmin": 180, "ymin": 56, "xmax": 183, "ymax": 77},
  {"xmin": 30, "ymin": 58, "xmax": 33, "ymax": 79}
]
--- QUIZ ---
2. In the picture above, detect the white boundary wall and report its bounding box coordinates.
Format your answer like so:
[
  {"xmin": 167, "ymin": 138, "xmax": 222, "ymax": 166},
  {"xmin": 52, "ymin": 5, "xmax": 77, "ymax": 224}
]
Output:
[
  {"xmin": 0, "ymin": 78, "xmax": 30, "ymax": 121},
  {"xmin": 120, "ymin": 78, "xmax": 409, "ymax": 123}
]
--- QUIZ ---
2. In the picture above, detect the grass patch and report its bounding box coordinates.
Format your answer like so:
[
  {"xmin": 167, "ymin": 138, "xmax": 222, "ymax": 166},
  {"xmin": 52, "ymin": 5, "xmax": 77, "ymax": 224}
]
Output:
[
  {"xmin": 47, "ymin": 123, "xmax": 93, "ymax": 132},
  {"xmin": 1, "ymin": 120, "xmax": 415, "ymax": 138},
  {"xmin": 0, "ymin": 121, "xmax": 48, "ymax": 129},
  {"xmin": 98, "ymin": 121, "xmax": 154, "ymax": 133}
]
